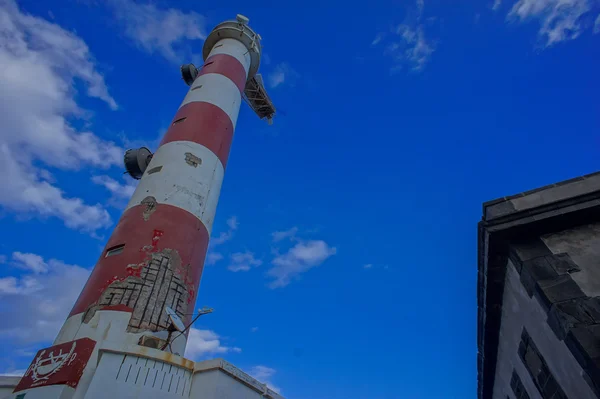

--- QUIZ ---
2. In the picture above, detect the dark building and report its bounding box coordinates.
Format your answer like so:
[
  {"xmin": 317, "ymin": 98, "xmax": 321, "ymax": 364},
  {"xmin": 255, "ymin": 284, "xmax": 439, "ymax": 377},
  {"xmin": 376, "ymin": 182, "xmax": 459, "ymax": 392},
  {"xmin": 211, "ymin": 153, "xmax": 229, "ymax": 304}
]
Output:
[{"xmin": 477, "ymin": 172, "xmax": 600, "ymax": 399}]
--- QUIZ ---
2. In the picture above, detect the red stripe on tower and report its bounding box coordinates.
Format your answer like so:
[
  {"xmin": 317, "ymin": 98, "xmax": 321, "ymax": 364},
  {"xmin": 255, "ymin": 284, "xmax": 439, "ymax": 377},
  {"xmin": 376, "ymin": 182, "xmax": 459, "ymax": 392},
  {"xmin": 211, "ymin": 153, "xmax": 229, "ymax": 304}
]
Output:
[
  {"xmin": 197, "ymin": 53, "xmax": 248, "ymax": 92},
  {"xmin": 160, "ymin": 102, "xmax": 234, "ymax": 168},
  {"xmin": 70, "ymin": 203, "xmax": 209, "ymax": 327}
]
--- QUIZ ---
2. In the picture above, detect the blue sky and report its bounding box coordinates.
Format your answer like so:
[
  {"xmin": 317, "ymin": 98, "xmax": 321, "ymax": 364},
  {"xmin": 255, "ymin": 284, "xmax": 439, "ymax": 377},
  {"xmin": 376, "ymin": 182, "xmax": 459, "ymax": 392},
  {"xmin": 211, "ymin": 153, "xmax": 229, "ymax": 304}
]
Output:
[{"xmin": 0, "ymin": 0, "xmax": 598, "ymax": 397}]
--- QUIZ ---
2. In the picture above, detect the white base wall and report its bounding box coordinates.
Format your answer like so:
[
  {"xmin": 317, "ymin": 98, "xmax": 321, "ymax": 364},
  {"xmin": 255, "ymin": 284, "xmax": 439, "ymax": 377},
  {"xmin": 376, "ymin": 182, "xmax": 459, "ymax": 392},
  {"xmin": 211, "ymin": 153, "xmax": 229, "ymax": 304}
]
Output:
[{"xmin": 1, "ymin": 356, "xmax": 283, "ymax": 399}]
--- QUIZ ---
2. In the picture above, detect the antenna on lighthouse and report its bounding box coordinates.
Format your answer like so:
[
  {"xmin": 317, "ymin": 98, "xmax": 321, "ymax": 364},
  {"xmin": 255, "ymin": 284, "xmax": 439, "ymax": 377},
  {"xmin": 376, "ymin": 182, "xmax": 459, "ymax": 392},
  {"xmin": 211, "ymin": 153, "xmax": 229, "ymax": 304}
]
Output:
[{"xmin": 161, "ymin": 307, "xmax": 214, "ymax": 351}]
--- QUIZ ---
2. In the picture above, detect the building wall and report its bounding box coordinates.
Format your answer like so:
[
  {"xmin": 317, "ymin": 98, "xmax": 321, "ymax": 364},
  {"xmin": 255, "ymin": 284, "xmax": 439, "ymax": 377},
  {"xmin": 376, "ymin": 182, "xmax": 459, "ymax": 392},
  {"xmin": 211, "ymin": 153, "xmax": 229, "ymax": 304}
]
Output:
[
  {"xmin": 190, "ymin": 369, "xmax": 270, "ymax": 399},
  {"xmin": 85, "ymin": 351, "xmax": 192, "ymax": 399},
  {"xmin": 492, "ymin": 260, "xmax": 596, "ymax": 399},
  {"xmin": 0, "ymin": 377, "xmax": 20, "ymax": 399},
  {"xmin": 541, "ymin": 223, "xmax": 600, "ymax": 297}
]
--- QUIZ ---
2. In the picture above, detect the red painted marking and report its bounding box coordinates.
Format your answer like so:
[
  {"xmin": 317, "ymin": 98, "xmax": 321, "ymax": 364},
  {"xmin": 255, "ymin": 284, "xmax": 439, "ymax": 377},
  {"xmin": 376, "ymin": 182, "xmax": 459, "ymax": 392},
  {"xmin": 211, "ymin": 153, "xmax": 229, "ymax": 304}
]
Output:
[
  {"xmin": 198, "ymin": 53, "xmax": 247, "ymax": 92},
  {"xmin": 70, "ymin": 204, "xmax": 209, "ymax": 325},
  {"xmin": 160, "ymin": 102, "xmax": 234, "ymax": 168},
  {"xmin": 14, "ymin": 338, "xmax": 96, "ymax": 392},
  {"xmin": 125, "ymin": 264, "xmax": 142, "ymax": 278}
]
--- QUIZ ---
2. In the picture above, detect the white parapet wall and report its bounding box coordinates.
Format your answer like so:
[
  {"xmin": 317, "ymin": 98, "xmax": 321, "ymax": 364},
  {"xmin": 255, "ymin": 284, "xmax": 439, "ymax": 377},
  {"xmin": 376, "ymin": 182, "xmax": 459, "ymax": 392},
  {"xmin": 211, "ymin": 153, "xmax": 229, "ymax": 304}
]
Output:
[
  {"xmin": 0, "ymin": 377, "xmax": 20, "ymax": 399},
  {"xmin": 1, "ymin": 346, "xmax": 284, "ymax": 399}
]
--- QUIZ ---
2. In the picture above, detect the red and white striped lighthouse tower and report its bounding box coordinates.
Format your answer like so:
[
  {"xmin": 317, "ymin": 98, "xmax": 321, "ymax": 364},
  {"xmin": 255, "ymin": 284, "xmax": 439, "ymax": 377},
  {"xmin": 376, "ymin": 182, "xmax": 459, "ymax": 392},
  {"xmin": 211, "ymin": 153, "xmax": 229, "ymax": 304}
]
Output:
[{"xmin": 10, "ymin": 15, "xmax": 276, "ymax": 399}]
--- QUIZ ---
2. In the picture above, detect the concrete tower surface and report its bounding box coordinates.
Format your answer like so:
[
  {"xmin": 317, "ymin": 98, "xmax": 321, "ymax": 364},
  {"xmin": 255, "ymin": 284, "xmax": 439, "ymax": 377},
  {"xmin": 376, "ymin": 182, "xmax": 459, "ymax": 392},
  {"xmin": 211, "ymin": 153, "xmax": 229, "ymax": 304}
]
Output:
[{"xmin": 6, "ymin": 15, "xmax": 280, "ymax": 399}]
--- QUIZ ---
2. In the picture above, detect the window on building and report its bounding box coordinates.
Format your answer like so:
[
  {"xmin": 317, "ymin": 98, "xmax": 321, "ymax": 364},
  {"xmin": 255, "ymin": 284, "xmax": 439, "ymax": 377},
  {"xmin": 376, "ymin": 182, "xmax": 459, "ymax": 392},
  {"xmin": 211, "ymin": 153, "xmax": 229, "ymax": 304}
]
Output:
[
  {"xmin": 510, "ymin": 369, "xmax": 530, "ymax": 399},
  {"xmin": 518, "ymin": 328, "xmax": 568, "ymax": 399},
  {"xmin": 105, "ymin": 244, "xmax": 125, "ymax": 257}
]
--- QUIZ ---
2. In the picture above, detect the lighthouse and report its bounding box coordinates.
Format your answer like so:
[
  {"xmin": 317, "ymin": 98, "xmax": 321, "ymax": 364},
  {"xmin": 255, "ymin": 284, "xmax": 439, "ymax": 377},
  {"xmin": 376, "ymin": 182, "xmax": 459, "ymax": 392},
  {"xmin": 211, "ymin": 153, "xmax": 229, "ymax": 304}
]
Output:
[{"xmin": 8, "ymin": 15, "xmax": 279, "ymax": 399}]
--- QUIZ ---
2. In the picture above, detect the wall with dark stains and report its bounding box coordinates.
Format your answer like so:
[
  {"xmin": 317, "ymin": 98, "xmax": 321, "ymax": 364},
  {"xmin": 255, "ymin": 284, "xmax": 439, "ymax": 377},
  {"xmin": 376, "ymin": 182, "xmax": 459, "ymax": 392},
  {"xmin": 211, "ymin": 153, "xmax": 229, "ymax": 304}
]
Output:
[
  {"xmin": 542, "ymin": 223, "xmax": 600, "ymax": 297},
  {"xmin": 492, "ymin": 227, "xmax": 600, "ymax": 399},
  {"xmin": 492, "ymin": 261, "xmax": 594, "ymax": 399}
]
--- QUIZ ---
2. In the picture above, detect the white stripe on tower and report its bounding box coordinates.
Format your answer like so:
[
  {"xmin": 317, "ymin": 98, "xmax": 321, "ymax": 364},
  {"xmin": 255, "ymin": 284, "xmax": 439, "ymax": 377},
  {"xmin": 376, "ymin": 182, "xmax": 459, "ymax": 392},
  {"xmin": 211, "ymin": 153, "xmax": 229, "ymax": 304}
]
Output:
[
  {"xmin": 179, "ymin": 73, "xmax": 243, "ymax": 129},
  {"xmin": 125, "ymin": 141, "xmax": 225, "ymax": 235},
  {"xmin": 205, "ymin": 38, "xmax": 251, "ymax": 76}
]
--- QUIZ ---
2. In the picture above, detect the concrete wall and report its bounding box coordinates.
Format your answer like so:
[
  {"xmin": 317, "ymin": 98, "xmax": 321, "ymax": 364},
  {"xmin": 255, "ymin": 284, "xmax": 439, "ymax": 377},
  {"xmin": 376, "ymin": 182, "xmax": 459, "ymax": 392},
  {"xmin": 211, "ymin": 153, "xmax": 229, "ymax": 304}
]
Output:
[
  {"xmin": 85, "ymin": 351, "xmax": 192, "ymax": 399},
  {"xmin": 190, "ymin": 369, "xmax": 269, "ymax": 399},
  {"xmin": 542, "ymin": 223, "xmax": 600, "ymax": 297},
  {"xmin": 0, "ymin": 376, "xmax": 19, "ymax": 399},
  {"xmin": 492, "ymin": 260, "xmax": 595, "ymax": 399},
  {"xmin": 3, "ymin": 385, "xmax": 73, "ymax": 399}
]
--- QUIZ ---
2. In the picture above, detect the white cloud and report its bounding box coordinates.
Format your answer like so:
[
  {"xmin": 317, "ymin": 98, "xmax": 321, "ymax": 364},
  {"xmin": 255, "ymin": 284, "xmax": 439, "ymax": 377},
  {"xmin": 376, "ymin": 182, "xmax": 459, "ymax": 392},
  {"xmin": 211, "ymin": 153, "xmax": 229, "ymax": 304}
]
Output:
[
  {"xmin": 108, "ymin": 0, "xmax": 206, "ymax": 62},
  {"xmin": 417, "ymin": 0, "xmax": 425, "ymax": 16},
  {"xmin": 0, "ymin": 146, "xmax": 112, "ymax": 231},
  {"xmin": 267, "ymin": 63, "xmax": 299, "ymax": 89},
  {"xmin": 371, "ymin": 33, "xmax": 385, "ymax": 46},
  {"xmin": 268, "ymin": 70, "xmax": 285, "ymax": 88},
  {"xmin": 227, "ymin": 251, "xmax": 262, "ymax": 272},
  {"xmin": 205, "ymin": 252, "xmax": 224, "ymax": 265},
  {"xmin": 271, "ymin": 227, "xmax": 298, "ymax": 242},
  {"xmin": 249, "ymin": 365, "xmax": 276, "ymax": 381},
  {"xmin": 92, "ymin": 175, "xmax": 137, "ymax": 200},
  {"xmin": 184, "ymin": 328, "xmax": 241, "ymax": 360},
  {"xmin": 226, "ymin": 215, "xmax": 239, "ymax": 230},
  {"xmin": 594, "ymin": 12, "xmax": 600, "ymax": 33},
  {"xmin": 393, "ymin": 24, "xmax": 435, "ymax": 71},
  {"xmin": 507, "ymin": 0, "xmax": 596, "ymax": 46},
  {"xmin": 12, "ymin": 252, "xmax": 48, "ymax": 274},
  {"xmin": 248, "ymin": 365, "xmax": 281, "ymax": 393},
  {"xmin": 267, "ymin": 240, "xmax": 336, "ymax": 288},
  {"xmin": 493, "ymin": 0, "xmax": 502, "ymax": 10},
  {"xmin": 0, "ymin": 0, "xmax": 121, "ymax": 232},
  {"xmin": 0, "ymin": 252, "xmax": 90, "ymax": 344},
  {"xmin": 363, "ymin": 263, "xmax": 373, "ymax": 269},
  {"xmin": 211, "ymin": 216, "xmax": 239, "ymax": 246},
  {"xmin": 251, "ymin": 326, "xmax": 259, "ymax": 333},
  {"xmin": 0, "ymin": 276, "xmax": 37, "ymax": 295},
  {"xmin": 373, "ymin": 1, "xmax": 435, "ymax": 72}
]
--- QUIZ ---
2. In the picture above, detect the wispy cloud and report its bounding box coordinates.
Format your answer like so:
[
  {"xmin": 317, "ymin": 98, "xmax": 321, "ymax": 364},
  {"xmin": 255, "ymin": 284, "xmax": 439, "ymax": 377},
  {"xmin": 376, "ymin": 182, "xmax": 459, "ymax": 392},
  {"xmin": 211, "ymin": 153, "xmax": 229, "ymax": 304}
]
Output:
[
  {"xmin": 268, "ymin": 240, "xmax": 336, "ymax": 288},
  {"xmin": 393, "ymin": 24, "xmax": 435, "ymax": 71},
  {"xmin": 271, "ymin": 227, "xmax": 299, "ymax": 243},
  {"xmin": 185, "ymin": 328, "xmax": 241, "ymax": 360},
  {"xmin": 0, "ymin": 252, "xmax": 90, "ymax": 343},
  {"xmin": 595, "ymin": 14, "xmax": 600, "ymax": 33},
  {"xmin": 227, "ymin": 251, "xmax": 262, "ymax": 272},
  {"xmin": 205, "ymin": 252, "xmax": 224, "ymax": 265},
  {"xmin": 372, "ymin": 0, "xmax": 436, "ymax": 72},
  {"xmin": 11, "ymin": 252, "xmax": 48, "ymax": 274},
  {"xmin": 267, "ymin": 62, "xmax": 299, "ymax": 89},
  {"xmin": 492, "ymin": 0, "xmax": 502, "ymax": 11},
  {"xmin": 416, "ymin": 0, "xmax": 425, "ymax": 16},
  {"xmin": 206, "ymin": 216, "xmax": 240, "ymax": 266},
  {"xmin": 92, "ymin": 175, "xmax": 138, "ymax": 204},
  {"xmin": 211, "ymin": 216, "xmax": 239, "ymax": 246},
  {"xmin": 108, "ymin": 0, "xmax": 206, "ymax": 62},
  {"xmin": 371, "ymin": 33, "xmax": 385, "ymax": 46},
  {"xmin": 363, "ymin": 263, "xmax": 390, "ymax": 271},
  {"xmin": 0, "ymin": 0, "xmax": 120, "ymax": 232},
  {"xmin": 248, "ymin": 365, "xmax": 281, "ymax": 393},
  {"xmin": 251, "ymin": 326, "xmax": 259, "ymax": 333},
  {"xmin": 507, "ymin": 0, "xmax": 597, "ymax": 47}
]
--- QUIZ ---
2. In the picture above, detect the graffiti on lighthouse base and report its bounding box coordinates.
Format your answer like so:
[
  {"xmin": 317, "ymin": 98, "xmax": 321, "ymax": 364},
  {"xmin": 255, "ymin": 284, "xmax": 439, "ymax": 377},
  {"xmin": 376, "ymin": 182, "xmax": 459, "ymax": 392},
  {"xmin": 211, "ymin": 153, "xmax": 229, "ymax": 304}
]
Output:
[{"xmin": 14, "ymin": 338, "xmax": 96, "ymax": 393}]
